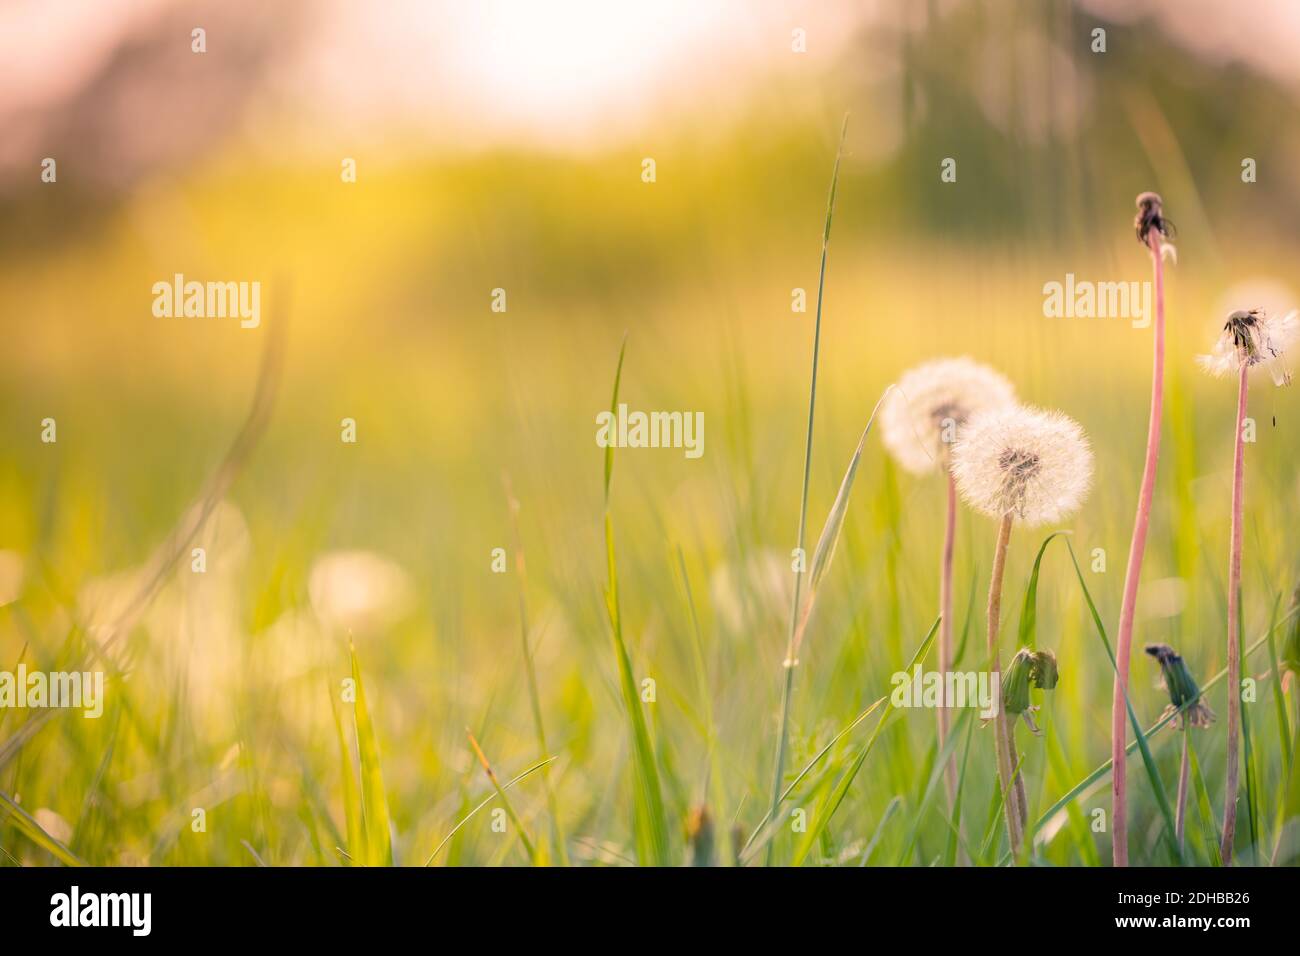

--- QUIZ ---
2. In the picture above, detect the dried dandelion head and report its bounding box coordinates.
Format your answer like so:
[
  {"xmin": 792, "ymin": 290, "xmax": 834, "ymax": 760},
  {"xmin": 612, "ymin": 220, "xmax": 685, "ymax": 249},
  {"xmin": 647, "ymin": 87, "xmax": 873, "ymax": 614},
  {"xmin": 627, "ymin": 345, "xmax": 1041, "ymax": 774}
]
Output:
[
  {"xmin": 951, "ymin": 405, "xmax": 1092, "ymax": 526},
  {"xmin": 1135, "ymin": 191, "xmax": 1177, "ymax": 262},
  {"xmin": 1144, "ymin": 644, "xmax": 1215, "ymax": 730},
  {"xmin": 1135, "ymin": 191, "xmax": 1174, "ymax": 243},
  {"xmin": 1197, "ymin": 308, "xmax": 1297, "ymax": 385},
  {"xmin": 880, "ymin": 357, "xmax": 1017, "ymax": 475}
]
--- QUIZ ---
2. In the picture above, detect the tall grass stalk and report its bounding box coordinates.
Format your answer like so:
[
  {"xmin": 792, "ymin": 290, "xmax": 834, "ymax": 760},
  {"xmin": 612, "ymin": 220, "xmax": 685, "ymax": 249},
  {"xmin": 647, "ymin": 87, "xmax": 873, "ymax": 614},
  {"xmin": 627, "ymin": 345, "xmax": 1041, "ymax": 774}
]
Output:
[
  {"xmin": 1111, "ymin": 219, "xmax": 1168, "ymax": 867},
  {"xmin": 764, "ymin": 114, "xmax": 848, "ymax": 865},
  {"xmin": 1220, "ymin": 361, "xmax": 1248, "ymax": 863}
]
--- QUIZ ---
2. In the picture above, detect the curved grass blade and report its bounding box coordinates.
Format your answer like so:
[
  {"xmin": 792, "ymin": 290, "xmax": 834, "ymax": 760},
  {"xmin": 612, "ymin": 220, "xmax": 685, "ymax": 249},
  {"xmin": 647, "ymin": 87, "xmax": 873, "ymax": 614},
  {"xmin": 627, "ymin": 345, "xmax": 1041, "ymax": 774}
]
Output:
[
  {"xmin": 896, "ymin": 708, "xmax": 971, "ymax": 864},
  {"xmin": 1016, "ymin": 531, "xmax": 1071, "ymax": 650},
  {"xmin": 424, "ymin": 757, "xmax": 557, "ymax": 865},
  {"xmin": 1188, "ymin": 740, "xmax": 1221, "ymax": 866},
  {"xmin": 330, "ymin": 688, "xmax": 366, "ymax": 866},
  {"xmin": 601, "ymin": 339, "xmax": 670, "ymax": 866},
  {"xmin": 0, "ymin": 791, "xmax": 85, "ymax": 867},
  {"xmin": 789, "ymin": 617, "xmax": 941, "ymax": 866},
  {"xmin": 467, "ymin": 730, "xmax": 538, "ymax": 864}
]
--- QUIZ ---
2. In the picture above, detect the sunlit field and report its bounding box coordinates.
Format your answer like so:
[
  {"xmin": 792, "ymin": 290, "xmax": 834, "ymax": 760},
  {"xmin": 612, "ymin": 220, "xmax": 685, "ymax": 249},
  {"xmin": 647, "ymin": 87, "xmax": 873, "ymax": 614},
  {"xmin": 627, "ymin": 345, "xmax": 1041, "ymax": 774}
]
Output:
[{"xmin": 3, "ymin": 0, "xmax": 1300, "ymax": 869}]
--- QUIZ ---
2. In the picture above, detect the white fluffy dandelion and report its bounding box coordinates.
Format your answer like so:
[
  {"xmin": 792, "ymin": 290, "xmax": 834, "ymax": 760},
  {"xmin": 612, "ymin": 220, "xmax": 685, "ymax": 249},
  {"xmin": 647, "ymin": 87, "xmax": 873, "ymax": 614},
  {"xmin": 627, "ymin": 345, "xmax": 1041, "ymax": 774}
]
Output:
[
  {"xmin": 879, "ymin": 356, "xmax": 1015, "ymax": 823},
  {"xmin": 1197, "ymin": 308, "xmax": 1297, "ymax": 385},
  {"xmin": 1196, "ymin": 307, "xmax": 1295, "ymax": 860},
  {"xmin": 880, "ymin": 357, "xmax": 1017, "ymax": 475},
  {"xmin": 951, "ymin": 404, "xmax": 1093, "ymax": 527},
  {"xmin": 954, "ymin": 403, "xmax": 1091, "ymax": 853}
]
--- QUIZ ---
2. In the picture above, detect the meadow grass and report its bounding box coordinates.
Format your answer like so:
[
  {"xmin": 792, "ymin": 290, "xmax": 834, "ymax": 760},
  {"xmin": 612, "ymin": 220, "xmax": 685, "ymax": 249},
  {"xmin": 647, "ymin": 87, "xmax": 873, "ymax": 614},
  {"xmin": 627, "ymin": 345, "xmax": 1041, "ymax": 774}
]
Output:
[{"xmin": 2, "ymin": 137, "xmax": 1300, "ymax": 867}]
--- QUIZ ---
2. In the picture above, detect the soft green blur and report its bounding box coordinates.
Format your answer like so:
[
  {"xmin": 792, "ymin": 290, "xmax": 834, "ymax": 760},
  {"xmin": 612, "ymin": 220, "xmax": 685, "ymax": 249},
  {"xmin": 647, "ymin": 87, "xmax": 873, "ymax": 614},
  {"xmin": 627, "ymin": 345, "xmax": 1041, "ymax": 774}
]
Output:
[{"xmin": 2, "ymin": 2, "xmax": 1298, "ymax": 866}]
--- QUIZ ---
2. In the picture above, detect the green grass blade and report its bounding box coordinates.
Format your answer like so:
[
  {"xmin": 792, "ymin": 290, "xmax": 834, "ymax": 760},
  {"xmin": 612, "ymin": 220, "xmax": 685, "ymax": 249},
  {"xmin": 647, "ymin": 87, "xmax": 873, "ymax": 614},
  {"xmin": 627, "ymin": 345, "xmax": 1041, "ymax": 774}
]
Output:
[
  {"xmin": 789, "ymin": 617, "xmax": 940, "ymax": 865},
  {"xmin": 350, "ymin": 643, "xmax": 392, "ymax": 866},
  {"xmin": 1016, "ymin": 531, "xmax": 1071, "ymax": 650},
  {"xmin": 941, "ymin": 712, "xmax": 977, "ymax": 866},
  {"xmin": 1026, "ymin": 584, "xmax": 1300, "ymax": 861},
  {"xmin": 1062, "ymin": 540, "xmax": 1183, "ymax": 864},
  {"xmin": 896, "ymin": 708, "xmax": 971, "ymax": 864},
  {"xmin": 603, "ymin": 334, "xmax": 627, "ymax": 505},
  {"xmin": 330, "ymin": 687, "xmax": 366, "ymax": 867},
  {"xmin": 467, "ymin": 731, "xmax": 538, "ymax": 863},
  {"xmin": 424, "ymin": 757, "xmax": 557, "ymax": 866},
  {"xmin": 601, "ymin": 341, "xmax": 670, "ymax": 867},
  {"xmin": 1188, "ymin": 740, "xmax": 1221, "ymax": 866},
  {"xmin": 764, "ymin": 113, "xmax": 849, "ymax": 866},
  {"xmin": 0, "ymin": 791, "xmax": 85, "ymax": 866}
]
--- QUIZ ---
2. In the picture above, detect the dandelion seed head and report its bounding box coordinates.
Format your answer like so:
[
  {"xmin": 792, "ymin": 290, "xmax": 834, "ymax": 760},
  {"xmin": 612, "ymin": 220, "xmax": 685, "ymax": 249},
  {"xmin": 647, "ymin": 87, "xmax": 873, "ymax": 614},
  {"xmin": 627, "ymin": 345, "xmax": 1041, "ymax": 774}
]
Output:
[
  {"xmin": 951, "ymin": 404, "xmax": 1092, "ymax": 526},
  {"xmin": 1197, "ymin": 308, "xmax": 1297, "ymax": 385},
  {"xmin": 880, "ymin": 357, "xmax": 1017, "ymax": 475}
]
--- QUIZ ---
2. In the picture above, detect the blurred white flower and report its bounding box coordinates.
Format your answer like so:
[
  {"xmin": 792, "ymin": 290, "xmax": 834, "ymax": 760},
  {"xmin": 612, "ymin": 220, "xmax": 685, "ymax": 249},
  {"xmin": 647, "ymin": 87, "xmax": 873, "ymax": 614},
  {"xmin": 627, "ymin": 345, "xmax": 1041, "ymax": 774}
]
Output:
[
  {"xmin": 1197, "ymin": 309, "xmax": 1297, "ymax": 385},
  {"xmin": 33, "ymin": 808, "xmax": 73, "ymax": 845},
  {"xmin": 709, "ymin": 548, "xmax": 792, "ymax": 634},
  {"xmin": 0, "ymin": 550, "xmax": 23, "ymax": 607},
  {"xmin": 952, "ymin": 404, "xmax": 1093, "ymax": 526},
  {"xmin": 308, "ymin": 549, "xmax": 413, "ymax": 636},
  {"xmin": 880, "ymin": 357, "xmax": 1016, "ymax": 475}
]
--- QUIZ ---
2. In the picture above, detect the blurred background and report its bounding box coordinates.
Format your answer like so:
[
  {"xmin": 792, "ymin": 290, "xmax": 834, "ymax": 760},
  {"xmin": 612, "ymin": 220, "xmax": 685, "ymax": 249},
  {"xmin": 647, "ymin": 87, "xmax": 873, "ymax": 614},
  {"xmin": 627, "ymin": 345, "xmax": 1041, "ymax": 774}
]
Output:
[{"xmin": 2, "ymin": 0, "xmax": 1299, "ymax": 866}]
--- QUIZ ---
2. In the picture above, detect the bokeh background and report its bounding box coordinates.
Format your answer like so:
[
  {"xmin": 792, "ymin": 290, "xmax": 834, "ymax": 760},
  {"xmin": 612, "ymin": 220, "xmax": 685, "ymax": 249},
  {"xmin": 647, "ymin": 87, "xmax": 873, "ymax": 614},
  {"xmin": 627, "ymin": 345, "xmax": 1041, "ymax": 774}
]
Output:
[{"xmin": 3, "ymin": 0, "xmax": 1300, "ymax": 865}]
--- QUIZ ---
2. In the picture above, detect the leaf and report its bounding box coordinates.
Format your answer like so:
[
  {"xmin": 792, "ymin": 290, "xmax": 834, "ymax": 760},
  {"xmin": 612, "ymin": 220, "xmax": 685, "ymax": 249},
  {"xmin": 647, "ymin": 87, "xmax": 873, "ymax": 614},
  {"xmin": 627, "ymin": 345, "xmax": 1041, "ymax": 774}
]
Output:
[
  {"xmin": 350, "ymin": 643, "xmax": 392, "ymax": 866},
  {"xmin": 1016, "ymin": 531, "xmax": 1071, "ymax": 650},
  {"xmin": 330, "ymin": 687, "xmax": 365, "ymax": 867},
  {"xmin": 601, "ymin": 341, "xmax": 670, "ymax": 866},
  {"xmin": 791, "ymin": 386, "xmax": 894, "ymax": 657},
  {"xmin": 424, "ymin": 757, "xmax": 557, "ymax": 866},
  {"xmin": 0, "ymin": 791, "xmax": 85, "ymax": 867},
  {"xmin": 1038, "ymin": 541, "xmax": 1183, "ymax": 864},
  {"xmin": 603, "ymin": 334, "xmax": 627, "ymax": 506},
  {"xmin": 789, "ymin": 617, "xmax": 940, "ymax": 865}
]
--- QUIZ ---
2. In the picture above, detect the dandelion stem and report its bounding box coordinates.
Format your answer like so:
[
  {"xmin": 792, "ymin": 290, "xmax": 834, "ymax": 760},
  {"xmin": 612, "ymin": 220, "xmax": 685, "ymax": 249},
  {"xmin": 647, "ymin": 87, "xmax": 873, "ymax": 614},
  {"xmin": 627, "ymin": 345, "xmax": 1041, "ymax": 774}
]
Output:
[
  {"xmin": 1111, "ymin": 226, "xmax": 1167, "ymax": 867},
  {"xmin": 1221, "ymin": 359, "xmax": 1248, "ymax": 864},
  {"xmin": 987, "ymin": 512, "xmax": 1022, "ymax": 856},
  {"xmin": 939, "ymin": 471, "xmax": 958, "ymax": 812},
  {"xmin": 764, "ymin": 114, "xmax": 848, "ymax": 865}
]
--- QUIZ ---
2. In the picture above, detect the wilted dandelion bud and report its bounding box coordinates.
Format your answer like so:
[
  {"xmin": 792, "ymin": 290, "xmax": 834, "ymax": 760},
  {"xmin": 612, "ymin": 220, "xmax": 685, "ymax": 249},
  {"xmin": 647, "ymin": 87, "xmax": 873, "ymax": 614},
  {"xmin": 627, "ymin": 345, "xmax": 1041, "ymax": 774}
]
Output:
[
  {"xmin": 1134, "ymin": 191, "xmax": 1173, "ymax": 244},
  {"xmin": 951, "ymin": 405, "xmax": 1093, "ymax": 526},
  {"xmin": 686, "ymin": 805, "xmax": 715, "ymax": 867},
  {"xmin": 1144, "ymin": 644, "xmax": 1215, "ymax": 729},
  {"xmin": 1001, "ymin": 647, "xmax": 1059, "ymax": 734},
  {"xmin": 880, "ymin": 357, "xmax": 1016, "ymax": 475},
  {"xmin": 1197, "ymin": 308, "xmax": 1297, "ymax": 386}
]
